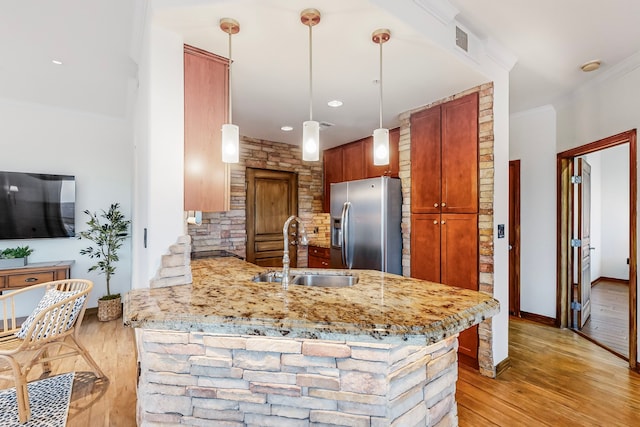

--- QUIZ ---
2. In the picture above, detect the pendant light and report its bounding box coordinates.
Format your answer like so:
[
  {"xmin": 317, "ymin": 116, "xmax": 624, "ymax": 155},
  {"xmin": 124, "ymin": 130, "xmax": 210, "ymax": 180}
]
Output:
[
  {"xmin": 220, "ymin": 18, "xmax": 240, "ymax": 163},
  {"xmin": 301, "ymin": 8, "xmax": 321, "ymax": 162},
  {"xmin": 372, "ymin": 29, "xmax": 391, "ymax": 166}
]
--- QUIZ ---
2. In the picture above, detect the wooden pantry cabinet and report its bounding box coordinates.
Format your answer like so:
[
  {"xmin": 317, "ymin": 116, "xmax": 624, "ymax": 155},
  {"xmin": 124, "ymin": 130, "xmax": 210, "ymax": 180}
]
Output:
[
  {"xmin": 322, "ymin": 128, "xmax": 400, "ymax": 213},
  {"xmin": 411, "ymin": 93, "xmax": 478, "ymax": 214},
  {"xmin": 410, "ymin": 92, "xmax": 480, "ymax": 368},
  {"xmin": 184, "ymin": 44, "xmax": 230, "ymax": 212}
]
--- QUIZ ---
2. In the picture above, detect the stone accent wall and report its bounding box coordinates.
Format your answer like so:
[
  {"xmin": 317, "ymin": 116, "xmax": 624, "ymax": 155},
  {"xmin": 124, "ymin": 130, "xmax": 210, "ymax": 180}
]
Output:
[
  {"xmin": 188, "ymin": 136, "xmax": 325, "ymax": 264},
  {"xmin": 398, "ymin": 82, "xmax": 496, "ymax": 378},
  {"xmin": 138, "ymin": 330, "xmax": 459, "ymax": 426},
  {"xmin": 149, "ymin": 235, "xmax": 192, "ymax": 288}
]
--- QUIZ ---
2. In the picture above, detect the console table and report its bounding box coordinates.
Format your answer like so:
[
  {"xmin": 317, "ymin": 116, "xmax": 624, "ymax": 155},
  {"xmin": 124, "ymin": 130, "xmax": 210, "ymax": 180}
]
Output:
[{"xmin": 0, "ymin": 261, "xmax": 74, "ymax": 291}]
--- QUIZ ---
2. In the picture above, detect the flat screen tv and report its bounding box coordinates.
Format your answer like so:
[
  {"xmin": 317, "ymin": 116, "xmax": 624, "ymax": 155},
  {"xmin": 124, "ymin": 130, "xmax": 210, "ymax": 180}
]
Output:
[{"xmin": 0, "ymin": 171, "xmax": 76, "ymax": 239}]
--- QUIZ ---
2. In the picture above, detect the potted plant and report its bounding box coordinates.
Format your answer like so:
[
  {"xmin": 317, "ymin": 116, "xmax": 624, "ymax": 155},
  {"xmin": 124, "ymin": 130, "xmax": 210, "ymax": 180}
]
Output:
[
  {"xmin": 78, "ymin": 203, "xmax": 130, "ymax": 321},
  {"xmin": 0, "ymin": 246, "xmax": 34, "ymax": 269}
]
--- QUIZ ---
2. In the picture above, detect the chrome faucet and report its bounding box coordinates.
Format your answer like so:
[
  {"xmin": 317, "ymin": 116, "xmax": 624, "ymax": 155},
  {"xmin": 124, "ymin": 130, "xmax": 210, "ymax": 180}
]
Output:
[{"xmin": 282, "ymin": 215, "xmax": 309, "ymax": 288}]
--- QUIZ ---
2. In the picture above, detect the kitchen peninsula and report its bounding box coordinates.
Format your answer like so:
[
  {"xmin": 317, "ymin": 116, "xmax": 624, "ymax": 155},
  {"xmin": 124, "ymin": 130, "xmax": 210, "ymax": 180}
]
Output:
[{"xmin": 125, "ymin": 257, "xmax": 499, "ymax": 426}]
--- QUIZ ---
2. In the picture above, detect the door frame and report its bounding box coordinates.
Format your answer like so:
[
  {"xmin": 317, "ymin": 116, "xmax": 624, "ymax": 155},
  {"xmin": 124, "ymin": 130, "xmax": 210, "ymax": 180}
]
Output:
[
  {"xmin": 509, "ymin": 160, "xmax": 521, "ymax": 317},
  {"xmin": 556, "ymin": 129, "xmax": 637, "ymax": 370}
]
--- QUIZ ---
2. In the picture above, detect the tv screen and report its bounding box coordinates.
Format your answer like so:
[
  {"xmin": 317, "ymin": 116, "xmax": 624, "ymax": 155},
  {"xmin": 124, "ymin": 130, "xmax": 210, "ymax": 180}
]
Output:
[{"xmin": 0, "ymin": 171, "xmax": 75, "ymax": 239}]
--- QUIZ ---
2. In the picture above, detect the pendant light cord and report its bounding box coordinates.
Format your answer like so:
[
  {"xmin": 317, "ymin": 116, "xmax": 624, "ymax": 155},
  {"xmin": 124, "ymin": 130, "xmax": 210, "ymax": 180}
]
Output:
[
  {"xmin": 309, "ymin": 24, "xmax": 313, "ymax": 121},
  {"xmin": 379, "ymin": 39, "xmax": 383, "ymax": 129},
  {"xmin": 228, "ymin": 31, "xmax": 233, "ymax": 124}
]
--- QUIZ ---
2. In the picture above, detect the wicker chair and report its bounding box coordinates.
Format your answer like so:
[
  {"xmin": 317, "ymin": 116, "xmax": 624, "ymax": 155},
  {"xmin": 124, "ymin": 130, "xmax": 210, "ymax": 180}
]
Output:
[{"xmin": 0, "ymin": 279, "xmax": 105, "ymax": 423}]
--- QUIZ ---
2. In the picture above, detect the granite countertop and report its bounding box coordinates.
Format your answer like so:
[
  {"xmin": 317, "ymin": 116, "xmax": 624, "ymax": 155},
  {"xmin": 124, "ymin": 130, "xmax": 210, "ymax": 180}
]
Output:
[{"xmin": 124, "ymin": 257, "xmax": 499, "ymax": 345}]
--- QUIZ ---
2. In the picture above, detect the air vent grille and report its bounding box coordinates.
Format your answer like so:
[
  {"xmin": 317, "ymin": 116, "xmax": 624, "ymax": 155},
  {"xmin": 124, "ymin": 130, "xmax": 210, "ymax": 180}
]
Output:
[{"xmin": 456, "ymin": 26, "xmax": 468, "ymax": 52}]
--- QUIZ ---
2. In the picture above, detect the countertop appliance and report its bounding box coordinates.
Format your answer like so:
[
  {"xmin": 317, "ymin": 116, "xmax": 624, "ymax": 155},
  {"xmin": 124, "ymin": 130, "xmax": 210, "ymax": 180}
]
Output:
[{"xmin": 330, "ymin": 177, "xmax": 402, "ymax": 274}]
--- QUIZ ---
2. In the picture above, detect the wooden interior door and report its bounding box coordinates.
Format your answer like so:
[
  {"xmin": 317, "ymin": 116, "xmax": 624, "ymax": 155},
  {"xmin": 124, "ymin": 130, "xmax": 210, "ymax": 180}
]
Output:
[
  {"xmin": 576, "ymin": 158, "xmax": 592, "ymax": 328},
  {"xmin": 246, "ymin": 169, "xmax": 298, "ymax": 267},
  {"xmin": 509, "ymin": 160, "xmax": 521, "ymax": 316}
]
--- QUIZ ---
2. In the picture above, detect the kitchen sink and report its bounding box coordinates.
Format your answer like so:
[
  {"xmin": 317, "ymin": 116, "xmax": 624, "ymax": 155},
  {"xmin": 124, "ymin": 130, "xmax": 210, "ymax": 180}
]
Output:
[
  {"xmin": 252, "ymin": 271, "xmax": 358, "ymax": 287},
  {"xmin": 251, "ymin": 271, "xmax": 283, "ymax": 283},
  {"xmin": 291, "ymin": 273, "xmax": 358, "ymax": 287}
]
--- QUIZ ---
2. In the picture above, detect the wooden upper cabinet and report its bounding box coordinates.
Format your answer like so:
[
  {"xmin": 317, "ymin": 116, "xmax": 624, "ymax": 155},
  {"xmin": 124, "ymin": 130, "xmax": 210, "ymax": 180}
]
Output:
[
  {"xmin": 411, "ymin": 106, "xmax": 442, "ymax": 214},
  {"xmin": 364, "ymin": 127, "xmax": 400, "ymax": 178},
  {"xmin": 410, "ymin": 92, "xmax": 478, "ymax": 214},
  {"xmin": 323, "ymin": 146, "xmax": 344, "ymax": 213},
  {"xmin": 342, "ymin": 140, "xmax": 365, "ymax": 182},
  {"xmin": 184, "ymin": 44, "xmax": 230, "ymax": 212},
  {"xmin": 441, "ymin": 92, "xmax": 478, "ymax": 214}
]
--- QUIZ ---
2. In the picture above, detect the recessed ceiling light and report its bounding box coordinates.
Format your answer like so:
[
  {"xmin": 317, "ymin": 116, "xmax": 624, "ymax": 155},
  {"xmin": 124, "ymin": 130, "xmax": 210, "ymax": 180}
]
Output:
[
  {"xmin": 51, "ymin": 59, "xmax": 63, "ymax": 65},
  {"xmin": 580, "ymin": 60, "xmax": 601, "ymax": 72},
  {"xmin": 327, "ymin": 100, "xmax": 343, "ymax": 108},
  {"xmin": 281, "ymin": 126, "xmax": 293, "ymax": 131}
]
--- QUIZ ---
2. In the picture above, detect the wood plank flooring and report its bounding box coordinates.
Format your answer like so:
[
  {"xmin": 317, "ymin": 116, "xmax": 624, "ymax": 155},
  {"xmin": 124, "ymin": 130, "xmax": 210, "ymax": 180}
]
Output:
[
  {"xmin": 457, "ymin": 318, "xmax": 640, "ymax": 426},
  {"xmin": 2, "ymin": 312, "xmax": 639, "ymax": 426},
  {"xmin": 0, "ymin": 311, "xmax": 137, "ymax": 427},
  {"xmin": 579, "ymin": 280, "xmax": 629, "ymax": 358}
]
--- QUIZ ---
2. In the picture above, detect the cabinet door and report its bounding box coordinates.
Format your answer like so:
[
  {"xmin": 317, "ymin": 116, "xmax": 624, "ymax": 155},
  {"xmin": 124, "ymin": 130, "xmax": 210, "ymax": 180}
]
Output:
[
  {"xmin": 342, "ymin": 140, "xmax": 365, "ymax": 182},
  {"xmin": 410, "ymin": 106, "xmax": 441, "ymax": 214},
  {"xmin": 441, "ymin": 93, "xmax": 478, "ymax": 214},
  {"xmin": 323, "ymin": 146, "xmax": 344, "ymax": 213},
  {"xmin": 410, "ymin": 214, "xmax": 441, "ymax": 282},
  {"xmin": 440, "ymin": 213, "xmax": 478, "ymax": 366},
  {"xmin": 184, "ymin": 45, "xmax": 230, "ymax": 212},
  {"xmin": 364, "ymin": 127, "xmax": 400, "ymax": 178}
]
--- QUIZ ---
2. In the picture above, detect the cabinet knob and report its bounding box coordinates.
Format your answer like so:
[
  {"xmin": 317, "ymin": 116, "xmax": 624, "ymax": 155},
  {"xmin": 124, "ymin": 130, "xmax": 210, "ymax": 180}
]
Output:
[
  {"xmin": 441, "ymin": 220, "xmax": 446, "ymax": 225},
  {"xmin": 434, "ymin": 203, "xmax": 439, "ymax": 208},
  {"xmin": 441, "ymin": 202, "xmax": 446, "ymax": 207},
  {"xmin": 433, "ymin": 220, "xmax": 438, "ymax": 225}
]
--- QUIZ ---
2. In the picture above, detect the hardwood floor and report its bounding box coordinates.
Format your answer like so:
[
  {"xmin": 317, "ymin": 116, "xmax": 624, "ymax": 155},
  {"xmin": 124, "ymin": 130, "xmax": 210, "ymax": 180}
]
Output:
[
  {"xmin": 2, "ymin": 312, "xmax": 639, "ymax": 426},
  {"xmin": 0, "ymin": 311, "xmax": 137, "ymax": 427},
  {"xmin": 579, "ymin": 280, "xmax": 629, "ymax": 358},
  {"xmin": 457, "ymin": 318, "xmax": 640, "ymax": 426}
]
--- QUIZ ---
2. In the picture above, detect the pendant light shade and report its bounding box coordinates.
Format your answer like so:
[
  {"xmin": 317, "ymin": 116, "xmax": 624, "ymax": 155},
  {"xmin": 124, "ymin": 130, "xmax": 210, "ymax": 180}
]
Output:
[
  {"xmin": 372, "ymin": 29, "xmax": 391, "ymax": 166},
  {"xmin": 301, "ymin": 8, "xmax": 321, "ymax": 162},
  {"xmin": 220, "ymin": 18, "xmax": 240, "ymax": 164}
]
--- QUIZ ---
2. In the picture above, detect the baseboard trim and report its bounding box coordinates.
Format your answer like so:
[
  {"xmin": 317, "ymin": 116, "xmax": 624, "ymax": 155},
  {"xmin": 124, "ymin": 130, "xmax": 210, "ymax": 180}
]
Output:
[
  {"xmin": 520, "ymin": 311, "xmax": 556, "ymax": 326},
  {"xmin": 86, "ymin": 307, "xmax": 98, "ymax": 316},
  {"xmin": 592, "ymin": 276, "xmax": 629, "ymax": 286},
  {"xmin": 495, "ymin": 356, "xmax": 511, "ymax": 377}
]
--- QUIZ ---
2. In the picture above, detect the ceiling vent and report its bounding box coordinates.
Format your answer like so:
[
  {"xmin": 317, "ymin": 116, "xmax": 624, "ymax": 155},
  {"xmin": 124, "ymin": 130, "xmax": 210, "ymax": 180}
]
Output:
[
  {"xmin": 455, "ymin": 26, "xmax": 468, "ymax": 52},
  {"xmin": 319, "ymin": 121, "xmax": 334, "ymax": 131}
]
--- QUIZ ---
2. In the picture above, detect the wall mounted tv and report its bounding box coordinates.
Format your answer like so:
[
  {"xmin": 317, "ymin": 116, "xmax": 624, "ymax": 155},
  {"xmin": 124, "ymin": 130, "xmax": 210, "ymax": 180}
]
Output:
[{"xmin": 0, "ymin": 171, "xmax": 76, "ymax": 239}]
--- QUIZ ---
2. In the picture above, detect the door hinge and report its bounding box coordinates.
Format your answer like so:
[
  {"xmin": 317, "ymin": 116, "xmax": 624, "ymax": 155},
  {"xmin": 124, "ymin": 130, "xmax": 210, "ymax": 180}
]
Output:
[
  {"xmin": 570, "ymin": 175, "xmax": 582, "ymax": 184},
  {"xmin": 571, "ymin": 301, "xmax": 582, "ymax": 311},
  {"xmin": 570, "ymin": 239, "xmax": 581, "ymax": 247}
]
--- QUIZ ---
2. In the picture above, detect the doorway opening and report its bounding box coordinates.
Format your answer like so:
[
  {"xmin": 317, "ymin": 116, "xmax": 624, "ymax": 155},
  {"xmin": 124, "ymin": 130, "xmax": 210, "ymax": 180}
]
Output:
[{"xmin": 556, "ymin": 130, "xmax": 637, "ymax": 370}]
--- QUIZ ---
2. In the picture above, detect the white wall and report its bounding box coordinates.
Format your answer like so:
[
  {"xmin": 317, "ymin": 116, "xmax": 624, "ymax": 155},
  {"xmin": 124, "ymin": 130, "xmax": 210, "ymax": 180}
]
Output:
[
  {"xmin": 0, "ymin": 99, "xmax": 133, "ymax": 313},
  {"xmin": 510, "ymin": 105, "xmax": 557, "ymax": 318},
  {"xmin": 600, "ymin": 144, "xmax": 630, "ymax": 280},
  {"xmin": 131, "ymin": 19, "xmax": 186, "ymax": 288}
]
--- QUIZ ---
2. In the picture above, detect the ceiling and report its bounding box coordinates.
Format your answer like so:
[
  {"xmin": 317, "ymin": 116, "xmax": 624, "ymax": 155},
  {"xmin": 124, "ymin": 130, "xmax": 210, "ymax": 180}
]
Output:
[{"xmin": 2, "ymin": 0, "xmax": 640, "ymax": 150}]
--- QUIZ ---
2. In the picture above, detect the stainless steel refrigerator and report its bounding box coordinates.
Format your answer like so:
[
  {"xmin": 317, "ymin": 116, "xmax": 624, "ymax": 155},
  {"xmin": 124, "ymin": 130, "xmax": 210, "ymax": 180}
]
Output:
[{"xmin": 330, "ymin": 177, "xmax": 402, "ymax": 274}]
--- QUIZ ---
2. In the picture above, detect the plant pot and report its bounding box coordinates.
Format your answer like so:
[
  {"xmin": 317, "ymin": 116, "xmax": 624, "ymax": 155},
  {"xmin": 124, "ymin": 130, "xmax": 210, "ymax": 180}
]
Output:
[
  {"xmin": 0, "ymin": 257, "xmax": 27, "ymax": 269},
  {"xmin": 97, "ymin": 296, "xmax": 122, "ymax": 321}
]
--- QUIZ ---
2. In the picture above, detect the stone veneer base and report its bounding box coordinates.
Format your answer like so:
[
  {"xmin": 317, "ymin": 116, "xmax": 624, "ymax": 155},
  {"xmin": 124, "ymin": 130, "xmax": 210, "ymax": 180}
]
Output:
[{"xmin": 138, "ymin": 330, "xmax": 459, "ymax": 426}]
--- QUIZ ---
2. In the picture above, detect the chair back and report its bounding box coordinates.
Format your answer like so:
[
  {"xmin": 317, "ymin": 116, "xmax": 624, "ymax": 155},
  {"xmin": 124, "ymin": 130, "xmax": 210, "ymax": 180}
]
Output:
[{"xmin": 2, "ymin": 280, "xmax": 93, "ymax": 351}]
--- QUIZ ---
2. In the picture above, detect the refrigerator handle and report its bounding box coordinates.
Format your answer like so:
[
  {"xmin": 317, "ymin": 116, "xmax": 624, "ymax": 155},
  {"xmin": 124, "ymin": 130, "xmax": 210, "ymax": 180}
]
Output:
[{"xmin": 341, "ymin": 202, "xmax": 351, "ymax": 268}]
